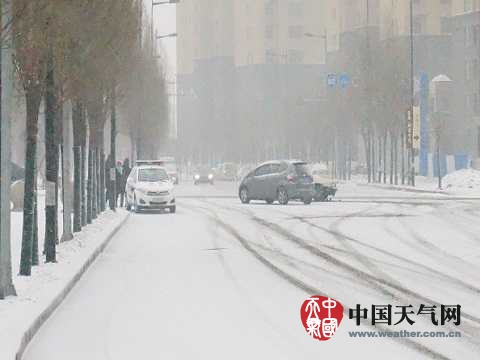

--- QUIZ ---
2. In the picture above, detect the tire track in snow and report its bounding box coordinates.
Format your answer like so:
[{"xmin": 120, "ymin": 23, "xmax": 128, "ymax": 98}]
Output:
[{"xmin": 186, "ymin": 201, "xmax": 452, "ymax": 360}]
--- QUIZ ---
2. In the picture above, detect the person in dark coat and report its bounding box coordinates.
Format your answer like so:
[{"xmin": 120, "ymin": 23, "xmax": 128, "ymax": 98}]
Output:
[
  {"xmin": 121, "ymin": 159, "xmax": 131, "ymax": 208},
  {"xmin": 115, "ymin": 161, "xmax": 124, "ymax": 207}
]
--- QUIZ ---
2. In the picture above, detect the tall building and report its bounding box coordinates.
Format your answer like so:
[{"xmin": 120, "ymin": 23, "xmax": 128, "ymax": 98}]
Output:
[{"xmin": 177, "ymin": 0, "xmax": 326, "ymax": 163}]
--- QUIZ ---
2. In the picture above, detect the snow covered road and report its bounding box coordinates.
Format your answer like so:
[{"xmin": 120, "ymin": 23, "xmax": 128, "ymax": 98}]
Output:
[{"xmin": 23, "ymin": 182, "xmax": 480, "ymax": 360}]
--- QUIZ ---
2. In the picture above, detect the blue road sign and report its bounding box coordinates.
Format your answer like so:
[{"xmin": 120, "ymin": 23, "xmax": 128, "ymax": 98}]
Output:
[
  {"xmin": 327, "ymin": 73, "xmax": 337, "ymax": 88},
  {"xmin": 339, "ymin": 73, "xmax": 350, "ymax": 88}
]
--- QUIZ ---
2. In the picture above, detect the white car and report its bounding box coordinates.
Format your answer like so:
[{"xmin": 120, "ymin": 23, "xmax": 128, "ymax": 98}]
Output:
[{"xmin": 125, "ymin": 165, "xmax": 176, "ymax": 213}]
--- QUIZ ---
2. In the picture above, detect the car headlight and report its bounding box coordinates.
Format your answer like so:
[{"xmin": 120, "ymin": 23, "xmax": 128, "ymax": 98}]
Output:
[
  {"xmin": 194, "ymin": 174, "xmax": 200, "ymax": 180},
  {"xmin": 208, "ymin": 174, "xmax": 213, "ymax": 180}
]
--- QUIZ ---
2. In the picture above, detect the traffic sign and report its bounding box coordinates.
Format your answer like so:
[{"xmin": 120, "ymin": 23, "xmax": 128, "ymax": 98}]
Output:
[
  {"xmin": 339, "ymin": 73, "xmax": 350, "ymax": 88},
  {"xmin": 327, "ymin": 73, "xmax": 337, "ymax": 88}
]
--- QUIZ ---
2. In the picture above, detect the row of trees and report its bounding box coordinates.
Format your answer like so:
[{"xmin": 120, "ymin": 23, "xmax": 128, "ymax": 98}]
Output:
[
  {"xmin": 325, "ymin": 27, "xmax": 414, "ymax": 185},
  {"xmin": 0, "ymin": 0, "xmax": 169, "ymax": 298}
]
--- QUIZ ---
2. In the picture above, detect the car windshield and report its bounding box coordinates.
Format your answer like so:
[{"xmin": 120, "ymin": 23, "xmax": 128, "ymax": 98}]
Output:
[
  {"xmin": 138, "ymin": 168, "xmax": 169, "ymax": 182},
  {"xmin": 294, "ymin": 163, "xmax": 311, "ymax": 177},
  {"xmin": 196, "ymin": 166, "xmax": 212, "ymax": 175}
]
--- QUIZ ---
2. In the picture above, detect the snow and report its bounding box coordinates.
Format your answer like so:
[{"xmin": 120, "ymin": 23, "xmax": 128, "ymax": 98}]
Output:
[
  {"xmin": 0, "ymin": 192, "xmax": 128, "ymax": 360},
  {"xmin": 443, "ymin": 168, "xmax": 480, "ymax": 192},
  {"xmin": 353, "ymin": 168, "xmax": 480, "ymax": 196},
  {"xmin": 18, "ymin": 182, "xmax": 480, "ymax": 359}
]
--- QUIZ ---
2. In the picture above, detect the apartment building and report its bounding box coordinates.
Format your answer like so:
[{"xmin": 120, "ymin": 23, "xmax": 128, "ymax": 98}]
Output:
[{"xmin": 177, "ymin": 0, "xmax": 327, "ymax": 162}]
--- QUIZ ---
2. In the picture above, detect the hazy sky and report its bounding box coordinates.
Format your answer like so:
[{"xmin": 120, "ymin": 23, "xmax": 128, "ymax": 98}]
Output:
[{"xmin": 145, "ymin": 0, "xmax": 177, "ymax": 77}]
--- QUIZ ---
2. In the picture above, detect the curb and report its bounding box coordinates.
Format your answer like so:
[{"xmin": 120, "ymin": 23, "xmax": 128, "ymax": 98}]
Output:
[{"xmin": 15, "ymin": 212, "xmax": 130, "ymax": 360}]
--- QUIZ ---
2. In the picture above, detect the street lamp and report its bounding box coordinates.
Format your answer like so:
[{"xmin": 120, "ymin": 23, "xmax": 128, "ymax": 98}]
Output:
[
  {"xmin": 151, "ymin": 0, "xmax": 180, "ymax": 55},
  {"xmin": 156, "ymin": 33, "xmax": 178, "ymax": 39}
]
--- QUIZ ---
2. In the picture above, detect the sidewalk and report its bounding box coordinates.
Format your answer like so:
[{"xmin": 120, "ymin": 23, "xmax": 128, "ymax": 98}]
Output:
[{"xmin": 0, "ymin": 197, "xmax": 129, "ymax": 360}]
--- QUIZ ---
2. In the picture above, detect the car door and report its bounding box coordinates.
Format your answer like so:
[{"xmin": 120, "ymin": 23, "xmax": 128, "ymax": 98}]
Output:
[
  {"xmin": 264, "ymin": 163, "xmax": 281, "ymax": 199},
  {"xmin": 126, "ymin": 167, "xmax": 137, "ymax": 204},
  {"xmin": 251, "ymin": 164, "xmax": 271, "ymax": 199}
]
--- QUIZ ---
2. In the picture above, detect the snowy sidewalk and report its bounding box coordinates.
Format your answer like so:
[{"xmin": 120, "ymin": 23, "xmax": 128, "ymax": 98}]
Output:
[
  {"xmin": 353, "ymin": 169, "xmax": 480, "ymax": 197},
  {"xmin": 0, "ymin": 206, "xmax": 129, "ymax": 360}
]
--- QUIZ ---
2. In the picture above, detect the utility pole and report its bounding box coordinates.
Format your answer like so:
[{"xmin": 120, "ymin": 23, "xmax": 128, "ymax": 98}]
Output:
[
  {"xmin": 1, "ymin": 0, "xmax": 17, "ymax": 298},
  {"xmin": 409, "ymin": 0, "xmax": 415, "ymax": 186}
]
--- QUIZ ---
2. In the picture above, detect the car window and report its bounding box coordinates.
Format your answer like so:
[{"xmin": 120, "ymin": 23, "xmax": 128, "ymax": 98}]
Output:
[
  {"xmin": 138, "ymin": 168, "xmax": 169, "ymax": 182},
  {"xmin": 270, "ymin": 164, "xmax": 281, "ymax": 173},
  {"xmin": 255, "ymin": 164, "xmax": 271, "ymax": 176},
  {"xmin": 279, "ymin": 163, "xmax": 288, "ymax": 172},
  {"xmin": 294, "ymin": 163, "xmax": 311, "ymax": 176}
]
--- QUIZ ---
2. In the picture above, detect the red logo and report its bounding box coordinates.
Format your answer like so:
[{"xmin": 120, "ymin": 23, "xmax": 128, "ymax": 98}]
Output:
[{"xmin": 300, "ymin": 295, "xmax": 344, "ymax": 341}]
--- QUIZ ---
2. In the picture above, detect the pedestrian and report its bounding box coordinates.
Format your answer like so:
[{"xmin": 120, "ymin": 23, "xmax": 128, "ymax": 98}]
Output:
[
  {"xmin": 115, "ymin": 161, "xmax": 124, "ymax": 207},
  {"xmin": 121, "ymin": 158, "xmax": 131, "ymax": 207}
]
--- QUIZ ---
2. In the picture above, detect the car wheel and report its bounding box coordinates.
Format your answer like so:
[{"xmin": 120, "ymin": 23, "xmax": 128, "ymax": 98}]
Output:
[
  {"xmin": 266, "ymin": 198, "xmax": 274, "ymax": 204},
  {"xmin": 303, "ymin": 196, "xmax": 312, "ymax": 205},
  {"xmin": 239, "ymin": 187, "xmax": 250, "ymax": 204},
  {"xmin": 169, "ymin": 205, "xmax": 176, "ymax": 213},
  {"xmin": 277, "ymin": 187, "xmax": 289, "ymax": 205}
]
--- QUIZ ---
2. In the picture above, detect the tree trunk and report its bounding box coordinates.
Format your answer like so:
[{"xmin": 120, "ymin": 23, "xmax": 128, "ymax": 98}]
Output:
[
  {"xmin": 401, "ymin": 132, "xmax": 405, "ymax": 185},
  {"xmin": 31, "ymin": 171, "xmax": 39, "ymax": 266},
  {"xmin": 61, "ymin": 102, "xmax": 73, "ymax": 241},
  {"xmin": 87, "ymin": 145, "xmax": 93, "ymax": 224},
  {"xmin": 72, "ymin": 100, "xmax": 85, "ymax": 232},
  {"xmin": 44, "ymin": 52, "xmax": 58, "ymax": 263},
  {"xmin": 20, "ymin": 87, "xmax": 42, "ymax": 276},
  {"xmin": 390, "ymin": 132, "xmax": 394, "ymax": 185},
  {"xmin": 81, "ymin": 145, "xmax": 87, "ymax": 226},
  {"xmin": 364, "ymin": 132, "xmax": 371, "ymax": 183},
  {"xmin": 394, "ymin": 135, "xmax": 399, "ymax": 185},
  {"xmin": 383, "ymin": 131, "xmax": 387, "ymax": 184},
  {"xmin": 110, "ymin": 83, "xmax": 117, "ymax": 211},
  {"xmin": 0, "ymin": 0, "xmax": 17, "ymax": 296}
]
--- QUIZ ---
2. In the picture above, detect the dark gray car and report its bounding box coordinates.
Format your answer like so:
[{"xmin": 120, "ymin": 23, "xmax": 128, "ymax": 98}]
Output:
[{"xmin": 238, "ymin": 160, "xmax": 314, "ymax": 205}]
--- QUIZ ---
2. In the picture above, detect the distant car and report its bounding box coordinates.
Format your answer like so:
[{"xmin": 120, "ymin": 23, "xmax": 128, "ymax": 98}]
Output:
[
  {"xmin": 193, "ymin": 166, "xmax": 215, "ymax": 185},
  {"xmin": 125, "ymin": 165, "xmax": 176, "ymax": 213},
  {"xmin": 238, "ymin": 160, "xmax": 315, "ymax": 205}
]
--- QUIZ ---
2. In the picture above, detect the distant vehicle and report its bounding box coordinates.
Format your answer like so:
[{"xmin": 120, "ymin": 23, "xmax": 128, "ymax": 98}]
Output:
[
  {"xmin": 125, "ymin": 164, "xmax": 176, "ymax": 213},
  {"xmin": 136, "ymin": 157, "xmax": 179, "ymax": 184},
  {"xmin": 193, "ymin": 166, "xmax": 215, "ymax": 185},
  {"xmin": 217, "ymin": 162, "xmax": 238, "ymax": 181},
  {"xmin": 238, "ymin": 160, "xmax": 315, "ymax": 205}
]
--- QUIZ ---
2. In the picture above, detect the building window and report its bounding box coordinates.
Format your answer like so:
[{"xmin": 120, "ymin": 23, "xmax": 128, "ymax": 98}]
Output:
[
  {"xmin": 289, "ymin": 25, "xmax": 304, "ymax": 38},
  {"xmin": 288, "ymin": 49, "xmax": 304, "ymax": 64},
  {"xmin": 413, "ymin": 15, "xmax": 426, "ymax": 34},
  {"xmin": 265, "ymin": 0, "xmax": 278, "ymax": 16},
  {"xmin": 266, "ymin": 49, "xmax": 276, "ymax": 64},
  {"xmin": 266, "ymin": 24, "xmax": 274, "ymax": 39},
  {"xmin": 288, "ymin": 1, "xmax": 304, "ymax": 17}
]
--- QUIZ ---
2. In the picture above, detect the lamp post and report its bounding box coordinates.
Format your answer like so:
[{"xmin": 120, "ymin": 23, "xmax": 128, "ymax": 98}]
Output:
[{"xmin": 151, "ymin": 0, "xmax": 180, "ymax": 55}]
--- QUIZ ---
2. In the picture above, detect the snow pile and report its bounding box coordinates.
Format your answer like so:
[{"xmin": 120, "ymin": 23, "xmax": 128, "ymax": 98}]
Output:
[
  {"xmin": 0, "ymin": 204, "xmax": 128, "ymax": 360},
  {"xmin": 443, "ymin": 168, "xmax": 480, "ymax": 192}
]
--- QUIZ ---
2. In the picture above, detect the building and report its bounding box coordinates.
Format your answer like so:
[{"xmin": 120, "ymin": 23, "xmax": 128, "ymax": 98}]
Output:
[
  {"xmin": 447, "ymin": 1, "xmax": 480, "ymax": 156},
  {"xmin": 176, "ymin": 0, "xmax": 326, "ymax": 164}
]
